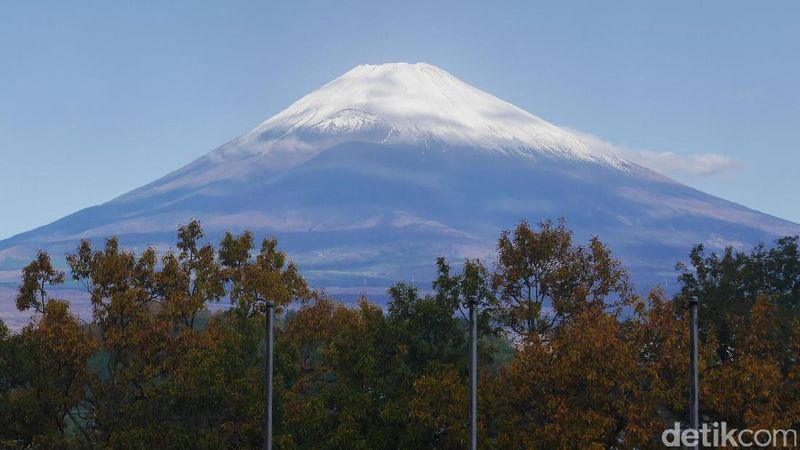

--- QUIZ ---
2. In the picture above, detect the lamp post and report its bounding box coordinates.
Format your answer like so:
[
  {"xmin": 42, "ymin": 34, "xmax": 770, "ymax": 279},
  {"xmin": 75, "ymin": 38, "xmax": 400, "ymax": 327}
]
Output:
[
  {"xmin": 688, "ymin": 295, "xmax": 699, "ymax": 450},
  {"xmin": 468, "ymin": 297, "xmax": 477, "ymax": 450},
  {"xmin": 265, "ymin": 300, "xmax": 275, "ymax": 450}
]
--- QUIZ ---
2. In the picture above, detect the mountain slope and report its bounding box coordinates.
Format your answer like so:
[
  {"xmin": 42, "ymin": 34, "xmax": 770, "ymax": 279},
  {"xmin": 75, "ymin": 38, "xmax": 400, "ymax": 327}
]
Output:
[{"xmin": 1, "ymin": 62, "xmax": 798, "ymax": 310}]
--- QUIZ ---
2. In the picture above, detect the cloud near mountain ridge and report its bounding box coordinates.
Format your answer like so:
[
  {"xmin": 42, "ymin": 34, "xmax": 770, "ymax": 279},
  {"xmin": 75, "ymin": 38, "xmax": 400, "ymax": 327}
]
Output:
[{"xmin": 568, "ymin": 128, "xmax": 740, "ymax": 177}]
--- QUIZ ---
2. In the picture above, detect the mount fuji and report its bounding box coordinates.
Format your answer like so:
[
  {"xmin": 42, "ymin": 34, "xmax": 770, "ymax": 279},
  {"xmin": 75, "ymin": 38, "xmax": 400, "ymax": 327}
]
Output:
[{"xmin": 2, "ymin": 63, "xmax": 798, "ymax": 315}]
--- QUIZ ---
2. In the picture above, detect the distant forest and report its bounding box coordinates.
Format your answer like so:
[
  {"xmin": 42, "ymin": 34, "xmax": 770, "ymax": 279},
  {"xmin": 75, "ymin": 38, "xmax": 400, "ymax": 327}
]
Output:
[{"xmin": 1, "ymin": 219, "xmax": 799, "ymax": 449}]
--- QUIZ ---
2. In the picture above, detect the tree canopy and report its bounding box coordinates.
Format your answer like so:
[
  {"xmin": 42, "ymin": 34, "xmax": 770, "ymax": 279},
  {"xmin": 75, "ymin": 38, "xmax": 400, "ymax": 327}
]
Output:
[{"xmin": 1, "ymin": 219, "xmax": 798, "ymax": 449}]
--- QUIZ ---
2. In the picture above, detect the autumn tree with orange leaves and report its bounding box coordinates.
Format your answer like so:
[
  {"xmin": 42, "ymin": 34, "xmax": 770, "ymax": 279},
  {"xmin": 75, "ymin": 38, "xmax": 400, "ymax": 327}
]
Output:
[{"xmin": 1, "ymin": 219, "xmax": 799, "ymax": 449}]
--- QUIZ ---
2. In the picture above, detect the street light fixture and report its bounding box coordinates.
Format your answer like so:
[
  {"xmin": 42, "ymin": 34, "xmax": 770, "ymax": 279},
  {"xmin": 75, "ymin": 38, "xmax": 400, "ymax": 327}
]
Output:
[
  {"xmin": 265, "ymin": 300, "xmax": 275, "ymax": 450},
  {"xmin": 688, "ymin": 295, "xmax": 700, "ymax": 450},
  {"xmin": 468, "ymin": 297, "xmax": 477, "ymax": 450}
]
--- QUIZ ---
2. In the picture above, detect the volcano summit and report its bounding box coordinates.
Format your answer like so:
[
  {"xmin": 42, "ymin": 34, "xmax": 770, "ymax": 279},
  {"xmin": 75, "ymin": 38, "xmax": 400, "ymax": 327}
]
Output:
[{"xmin": 1, "ymin": 62, "xmax": 797, "ymax": 303}]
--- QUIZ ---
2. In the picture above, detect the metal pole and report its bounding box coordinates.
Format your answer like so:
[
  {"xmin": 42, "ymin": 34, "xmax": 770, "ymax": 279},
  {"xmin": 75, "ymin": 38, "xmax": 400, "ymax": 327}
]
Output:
[
  {"xmin": 469, "ymin": 298, "xmax": 477, "ymax": 450},
  {"xmin": 265, "ymin": 300, "xmax": 275, "ymax": 450},
  {"xmin": 688, "ymin": 296, "xmax": 699, "ymax": 450}
]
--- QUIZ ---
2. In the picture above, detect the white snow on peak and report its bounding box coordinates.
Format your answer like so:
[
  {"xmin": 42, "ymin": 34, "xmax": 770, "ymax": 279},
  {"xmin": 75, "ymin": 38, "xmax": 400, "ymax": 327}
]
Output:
[{"xmin": 218, "ymin": 62, "xmax": 628, "ymax": 169}]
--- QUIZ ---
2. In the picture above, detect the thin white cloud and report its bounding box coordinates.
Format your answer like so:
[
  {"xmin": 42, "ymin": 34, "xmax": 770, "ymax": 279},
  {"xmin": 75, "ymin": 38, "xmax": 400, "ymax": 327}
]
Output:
[
  {"xmin": 621, "ymin": 149, "xmax": 739, "ymax": 177},
  {"xmin": 566, "ymin": 128, "xmax": 740, "ymax": 177}
]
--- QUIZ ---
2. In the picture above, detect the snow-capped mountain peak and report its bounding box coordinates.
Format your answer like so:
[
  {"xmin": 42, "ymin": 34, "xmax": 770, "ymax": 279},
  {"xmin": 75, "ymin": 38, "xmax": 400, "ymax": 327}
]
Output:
[
  {"xmin": 3, "ymin": 62, "xmax": 799, "ymax": 331},
  {"xmin": 215, "ymin": 62, "xmax": 627, "ymax": 169}
]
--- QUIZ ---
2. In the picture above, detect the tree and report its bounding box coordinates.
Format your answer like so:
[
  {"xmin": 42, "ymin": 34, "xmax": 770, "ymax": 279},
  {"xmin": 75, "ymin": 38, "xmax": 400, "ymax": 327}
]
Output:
[
  {"xmin": 6, "ymin": 221, "xmax": 319, "ymax": 448},
  {"xmin": 60, "ymin": 220, "xmax": 313, "ymax": 446},
  {"xmin": 433, "ymin": 257, "xmax": 496, "ymax": 331},
  {"xmin": 675, "ymin": 236, "xmax": 800, "ymax": 435},
  {"xmin": 16, "ymin": 251, "xmax": 65, "ymax": 315},
  {"xmin": 157, "ymin": 220, "xmax": 225, "ymax": 330},
  {"xmin": 219, "ymin": 231, "xmax": 311, "ymax": 315},
  {"xmin": 65, "ymin": 237, "xmax": 170, "ymax": 443},
  {"xmin": 7, "ymin": 217, "xmax": 800, "ymax": 448},
  {"xmin": 0, "ymin": 300, "xmax": 97, "ymax": 448},
  {"xmin": 676, "ymin": 237, "xmax": 800, "ymax": 362},
  {"xmin": 488, "ymin": 302, "xmax": 632, "ymax": 448},
  {"xmin": 30, "ymin": 300, "xmax": 97, "ymax": 448},
  {"xmin": 702, "ymin": 295, "xmax": 790, "ymax": 431},
  {"xmin": 492, "ymin": 219, "xmax": 632, "ymax": 338}
]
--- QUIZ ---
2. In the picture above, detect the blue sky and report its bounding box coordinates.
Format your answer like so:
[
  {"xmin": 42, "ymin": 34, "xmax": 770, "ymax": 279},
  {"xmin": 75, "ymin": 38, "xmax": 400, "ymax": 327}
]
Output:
[{"xmin": 1, "ymin": 1, "xmax": 798, "ymax": 240}]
